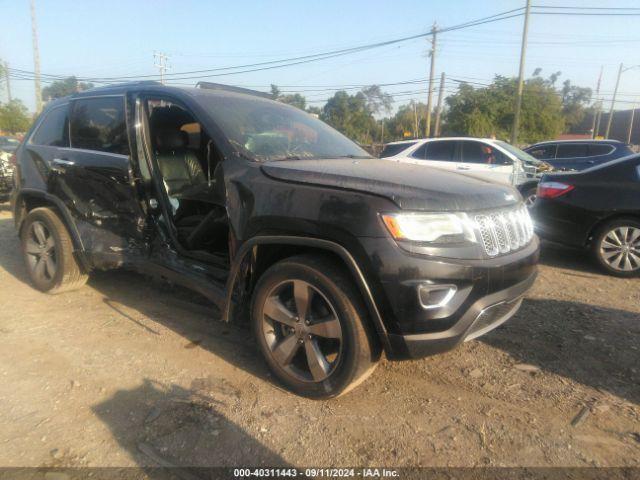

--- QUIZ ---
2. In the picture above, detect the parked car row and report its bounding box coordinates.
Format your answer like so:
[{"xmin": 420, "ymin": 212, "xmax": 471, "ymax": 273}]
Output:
[
  {"xmin": 379, "ymin": 136, "xmax": 639, "ymax": 277},
  {"xmin": 381, "ymin": 137, "xmax": 551, "ymax": 206},
  {"xmin": 0, "ymin": 136, "xmax": 19, "ymax": 202}
]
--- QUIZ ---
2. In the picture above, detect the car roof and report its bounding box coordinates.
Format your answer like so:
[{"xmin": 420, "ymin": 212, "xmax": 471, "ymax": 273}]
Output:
[
  {"xmin": 385, "ymin": 137, "xmax": 499, "ymax": 146},
  {"xmin": 528, "ymin": 139, "xmax": 626, "ymax": 146},
  {"xmin": 42, "ymin": 81, "xmax": 274, "ymax": 110}
]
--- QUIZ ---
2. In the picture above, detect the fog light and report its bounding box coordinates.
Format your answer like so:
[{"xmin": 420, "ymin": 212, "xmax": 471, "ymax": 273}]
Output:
[{"xmin": 417, "ymin": 284, "xmax": 457, "ymax": 310}]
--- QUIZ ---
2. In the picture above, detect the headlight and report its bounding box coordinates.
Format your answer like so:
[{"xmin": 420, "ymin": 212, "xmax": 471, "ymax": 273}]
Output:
[{"xmin": 381, "ymin": 212, "xmax": 477, "ymax": 244}]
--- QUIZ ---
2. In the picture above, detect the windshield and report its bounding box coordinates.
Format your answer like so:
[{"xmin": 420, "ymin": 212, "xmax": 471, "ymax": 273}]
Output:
[
  {"xmin": 495, "ymin": 140, "xmax": 542, "ymax": 165},
  {"xmin": 198, "ymin": 93, "xmax": 371, "ymax": 162}
]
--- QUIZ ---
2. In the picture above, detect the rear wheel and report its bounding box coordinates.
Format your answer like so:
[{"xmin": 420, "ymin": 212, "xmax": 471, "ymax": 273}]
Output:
[
  {"xmin": 592, "ymin": 218, "xmax": 640, "ymax": 277},
  {"xmin": 20, "ymin": 208, "xmax": 88, "ymax": 293},
  {"xmin": 251, "ymin": 255, "xmax": 380, "ymax": 398}
]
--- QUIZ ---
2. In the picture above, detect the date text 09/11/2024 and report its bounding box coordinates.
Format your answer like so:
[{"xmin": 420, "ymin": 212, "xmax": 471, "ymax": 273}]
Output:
[{"xmin": 233, "ymin": 468, "xmax": 400, "ymax": 477}]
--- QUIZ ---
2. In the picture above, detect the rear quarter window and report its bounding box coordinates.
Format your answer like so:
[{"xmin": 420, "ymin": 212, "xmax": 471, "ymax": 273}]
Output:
[
  {"xmin": 30, "ymin": 106, "xmax": 69, "ymax": 147},
  {"xmin": 587, "ymin": 144, "xmax": 614, "ymax": 156}
]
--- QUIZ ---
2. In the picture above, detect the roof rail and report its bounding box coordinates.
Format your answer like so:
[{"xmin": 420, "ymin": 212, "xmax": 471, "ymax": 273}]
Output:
[
  {"xmin": 195, "ymin": 82, "xmax": 272, "ymax": 99},
  {"xmin": 83, "ymin": 80, "xmax": 162, "ymax": 92}
]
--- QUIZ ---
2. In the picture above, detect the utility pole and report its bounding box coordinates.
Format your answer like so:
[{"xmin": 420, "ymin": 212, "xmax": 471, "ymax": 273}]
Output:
[
  {"xmin": 413, "ymin": 101, "xmax": 419, "ymax": 138},
  {"xmin": 591, "ymin": 66, "xmax": 603, "ymax": 139},
  {"xmin": 434, "ymin": 72, "xmax": 445, "ymax": 137},
  {"xmin": 3, "ymin": 61, "xmax": 11, "ymax": 103},
  {"xmin": 425, "ymin": 23, "xmax": 437, "ymax": 138},
  {"xmin": 153, "ymin": 52, "xmax": 170, "ymax": 84},
  {"xmin": 30, "ymin": 0, "xmax": 42, "ymax": 112},
  {"xmin": 510, "ymin": 0, "xmax": 532, "ymax": 145},
  {"xmin": 605, "ymin": 62, "xmax": 623, "ymax": 139},
  {"xmin": 627, "ymin": 102, "xmax": 636, "ymax": 144}
]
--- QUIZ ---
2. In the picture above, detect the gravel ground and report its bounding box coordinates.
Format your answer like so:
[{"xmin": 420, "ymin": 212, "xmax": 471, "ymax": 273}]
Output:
[{"xmin": 0, "ymin": 204, "xmax": 638, "ymax": 469}]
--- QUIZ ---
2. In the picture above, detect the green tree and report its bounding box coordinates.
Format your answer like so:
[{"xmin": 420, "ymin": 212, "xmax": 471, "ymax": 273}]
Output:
[
  {"xmin": 361, "ymin": 85, "xmax": 393, "ymax": 117},
  {"xmin": 444, "ymin": 74, "xmax": 565, "ymax": 144},
  {"xmin": 384, "ymin": 101, "xmax": 428, "ymax": 141},
  {"xmin": 270, "ymin": 84, "xmax": 307, "ymax": 110},
  {"xmin": 320, "ymin": 90, "xmax": 376, "ymax": 144},
  {"xmin": 560, "ymin": 79, "xmax": 592, "ymax": 132},
  {"xmin": 0, "ymin": 99, "xmax": 32, "ymax": 133},
  {"xmin": 42, "ymin": 76, "xmax": 94, "ymax": 101}
]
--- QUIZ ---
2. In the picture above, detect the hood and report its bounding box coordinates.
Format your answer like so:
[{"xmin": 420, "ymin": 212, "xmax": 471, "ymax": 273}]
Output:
[{"xmin": 261, "ymin": 158, "xmax": 520, "ymax": 212}]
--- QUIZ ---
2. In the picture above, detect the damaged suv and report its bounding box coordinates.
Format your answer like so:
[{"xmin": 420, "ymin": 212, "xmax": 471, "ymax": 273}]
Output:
[{"xmin": 11, "ymin": 82, "xmax": 539, "ymax": 398}]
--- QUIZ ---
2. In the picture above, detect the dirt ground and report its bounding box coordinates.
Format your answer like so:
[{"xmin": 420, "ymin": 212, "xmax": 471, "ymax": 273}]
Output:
[{"xmin": 0, "ymin": 203, "xmax": 638, "ymax": 469}]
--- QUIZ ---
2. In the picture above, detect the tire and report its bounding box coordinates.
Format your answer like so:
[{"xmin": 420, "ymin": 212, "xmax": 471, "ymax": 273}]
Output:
[
  {"xmin": 251, "ymin": 254, "xmax": 380, "ymax": 399},
  {"xmin": 522, "ymin": 186, "xmax": 537, "ymax": 208},
  {"xmin": 20, "ymin": 207, "xmax": 88, "ymax": 293},
  {"xmin": 591, "ymin": 217, "xmax": 640, "ymax": 277}
]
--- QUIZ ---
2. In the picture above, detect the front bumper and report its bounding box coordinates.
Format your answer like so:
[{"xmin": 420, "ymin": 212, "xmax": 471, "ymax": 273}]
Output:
[
  {"xmin": 358, "ymin": 235, "xmax": 539, "ymax": 359},
  {"xmin": 387, "ymin": 271, "xmax": 535, "ymax": 358}
]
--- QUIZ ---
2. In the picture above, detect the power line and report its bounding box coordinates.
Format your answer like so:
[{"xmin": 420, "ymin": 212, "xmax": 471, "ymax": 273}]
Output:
[{"xmin": 5, "ymin": 7, "xmax": 525, "ymax": 84}]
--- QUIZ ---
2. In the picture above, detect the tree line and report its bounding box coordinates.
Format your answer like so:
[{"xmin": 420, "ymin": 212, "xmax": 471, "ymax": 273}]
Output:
[{"xmin": 1, "ymin": 70, "xmax": 593, "ymax": 147}]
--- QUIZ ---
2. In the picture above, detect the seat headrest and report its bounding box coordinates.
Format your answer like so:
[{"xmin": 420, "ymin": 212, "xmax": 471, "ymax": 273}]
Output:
[{"xmin": 156, "ymin": 129, "xmax": 188, "ymax": 151}]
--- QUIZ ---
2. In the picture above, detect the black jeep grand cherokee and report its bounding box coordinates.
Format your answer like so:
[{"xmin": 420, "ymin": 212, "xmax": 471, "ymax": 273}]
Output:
[{"xmin": 11, "ymin": 82, "xmax": 539, "ymax": 398}]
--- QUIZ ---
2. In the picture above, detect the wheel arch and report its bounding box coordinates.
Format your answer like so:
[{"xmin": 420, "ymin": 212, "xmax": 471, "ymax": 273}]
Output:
[
  {"xmin": 586, "ymin": 213, "xmax": 640, "ymax": 246},
  {"xmin": 223, "ymin": 236, "xmax": 392, "ymax": 353},
  {"xmin": 14, "ymin": 189, "xmax": 90, "ymax": 270}
]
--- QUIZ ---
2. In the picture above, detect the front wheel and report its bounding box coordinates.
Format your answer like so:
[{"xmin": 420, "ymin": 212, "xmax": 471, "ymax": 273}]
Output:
[
  {"xmin": 523, "ymin": 186, "xmax": 537, "ymax": 208},
  {"xmin": 251, "ymin": 255, "xmax": 380, "ymax": 398},
  {"xmin": 592, "ymin": 218, "xmax": 640, "ymax": 277}
]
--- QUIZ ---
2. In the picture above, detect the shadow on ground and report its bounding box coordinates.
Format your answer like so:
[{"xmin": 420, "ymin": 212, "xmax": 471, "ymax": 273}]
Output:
[
  {"xmin": 92, "ymin": 379, "xmax": 288, "ymax": 473},
  {"xmin": 481, "ymin": 297, "xmax": 640, "ymax": 406},
  {"xmin": 538, "ymin": 240, "xmax": 601, "ymax": 276}
]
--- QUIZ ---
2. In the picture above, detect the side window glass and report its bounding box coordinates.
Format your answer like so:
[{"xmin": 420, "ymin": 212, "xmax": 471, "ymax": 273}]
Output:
[
  {"xmin": 410, "ymin": 143, "xmax": 428, "ymax": 160},
  {"xmin": 70, "ymin": 97, "xmax": 129, "ymax": 155},
  {"xmin": 588, "ymin": 144, "xmax": 613, "ymax": 156},
  {"xmin": 31, "ymin": 106, "xmax": 69, "ymax": 147},
  {"xmin": 425, "ymin": 141, "xmax": 455, "ymax": 162},
  {"xmin": 557, "ymin": 143, "xmax": 588, "ymax": 159},
  {"xmin": 460, "ymin": 142, "xmax": 487, "ymax": 164},
  {"xmin": 528, "ymin": 145, "xmax": 555, "ymax": 159}
]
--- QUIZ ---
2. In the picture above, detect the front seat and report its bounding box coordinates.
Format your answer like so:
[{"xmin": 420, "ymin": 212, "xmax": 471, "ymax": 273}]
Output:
[{"xmin": 155, "ymin": 129, "xmax": 205, "ymax": 196}]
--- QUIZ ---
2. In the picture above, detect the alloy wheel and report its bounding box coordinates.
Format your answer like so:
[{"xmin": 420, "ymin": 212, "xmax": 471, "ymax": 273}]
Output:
[
  {"xmin": 24, "ymin": 220, "xmax": 57, "ymax": 282},
  {"xmin": 261, "ymin": 279, "xmax": 343, "ymax": 383},
  {"xmin": 599, "ymin": 226, "xmax": 640, "ymax": 272}
]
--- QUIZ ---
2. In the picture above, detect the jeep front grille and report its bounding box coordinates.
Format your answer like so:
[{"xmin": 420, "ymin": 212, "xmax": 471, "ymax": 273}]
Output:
[{"xmin": 475, "ymin": 205, "xmax": 533, "ymax": 257}]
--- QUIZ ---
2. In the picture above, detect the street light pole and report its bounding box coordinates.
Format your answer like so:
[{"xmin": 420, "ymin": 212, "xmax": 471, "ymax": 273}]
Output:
[
  {"xmin": 627, "ymin": 102, "xmax": 636, "ymax": 145},
  {"xmin": 510, "ymin": 0, "xmax": 532, "ymax": 145},
  {"xmin": 605, "ymin": 63, "xmax": 623, "ymax": 139}
]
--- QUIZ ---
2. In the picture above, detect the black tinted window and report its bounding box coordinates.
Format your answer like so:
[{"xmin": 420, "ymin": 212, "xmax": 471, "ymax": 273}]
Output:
[
  {"xmin": 588, "ymin": 144, "xmax": 613, "ymax": 156},
  {"xmin": 527, "ymin": 145, "xmax": 555, "ymax": 159},
  {"xmin": 426, "ymin": 141, "xmax": 456, "ymax": 161},
  {"xmin": 557, "ymin": 143, "xmax": 588, "ymax": 159},
  {"xmin": 410, "ymin": 143, "xmax": 428, "ymax": 160},
  {"xmin": 460, "ymin": 141, "xmax": 511, "ymax": 165},
  {"xmin": 380, "ymin": 142, "xmax": 416, "ymax": 158},
  {"xmin": 70, "ymin": 97, "xmax": 129, "ymax": 155},
  {"xmin": 31, "ymin": 106, "xmax": 69, "ymax": 147}
]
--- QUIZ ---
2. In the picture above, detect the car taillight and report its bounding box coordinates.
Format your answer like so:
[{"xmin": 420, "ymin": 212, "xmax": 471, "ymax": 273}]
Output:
[{"xmin": 537, "ymin": 181, "xmax": 574, "ymax": 199}]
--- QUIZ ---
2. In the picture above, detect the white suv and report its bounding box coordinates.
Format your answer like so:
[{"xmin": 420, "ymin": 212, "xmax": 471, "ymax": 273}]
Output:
[{"xmin": 380, "ymin": 137, "xmax": 549, "ymax": 206}]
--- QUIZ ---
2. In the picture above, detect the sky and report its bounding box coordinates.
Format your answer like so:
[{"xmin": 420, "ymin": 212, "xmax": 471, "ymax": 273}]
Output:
[{"xmin": 1, "ymin": 0, "xmax": 640, "ymax": 114}]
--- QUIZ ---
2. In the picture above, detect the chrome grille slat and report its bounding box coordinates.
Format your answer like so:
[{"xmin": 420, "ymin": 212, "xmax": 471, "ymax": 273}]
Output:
[{"xmin": 475, "ymin": 205, "xmax": 533, "ymax": 257}]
